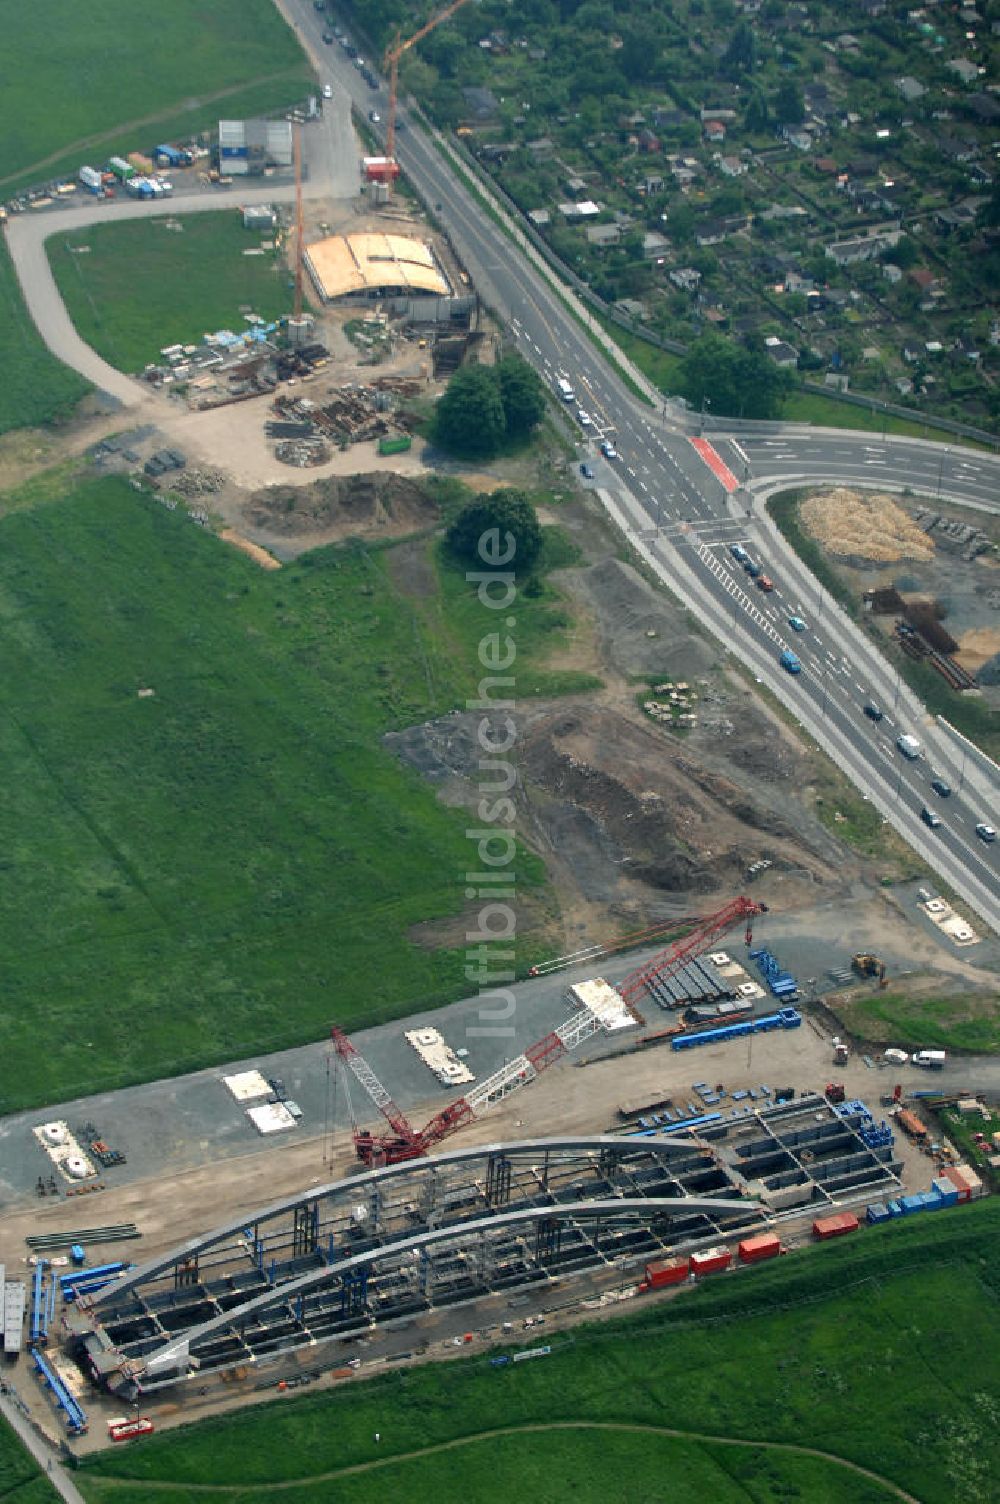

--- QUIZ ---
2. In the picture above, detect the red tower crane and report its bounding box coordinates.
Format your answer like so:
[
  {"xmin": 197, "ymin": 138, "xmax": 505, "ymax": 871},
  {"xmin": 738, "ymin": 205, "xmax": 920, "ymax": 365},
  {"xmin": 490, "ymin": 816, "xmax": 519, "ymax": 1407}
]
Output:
[
  {"xmin": 332, "ymin": 896, "xmax": 767, "ymax": 1166},
  {"xmin": 384, "ymin": 0, "xmax": 472, "ymax": 174}
]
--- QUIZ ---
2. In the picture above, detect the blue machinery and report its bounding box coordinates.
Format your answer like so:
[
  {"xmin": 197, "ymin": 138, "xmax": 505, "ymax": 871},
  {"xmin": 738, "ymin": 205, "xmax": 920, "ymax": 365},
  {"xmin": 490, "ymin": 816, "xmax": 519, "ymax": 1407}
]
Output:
[
  {"xmin": 59, "ymin": 1261, "xmax": 132, "ymax": 1302},
  {"xmin": 748, "ymin": 948, "xmax": 799, "ymax": 998},
  {"xmin": 32, "ymin": 1350, "xmax": 88, "ymax": 1434},
  {"xmin": 671, "ymin": 1006, "xmax": 802, "ymax": 1050}
]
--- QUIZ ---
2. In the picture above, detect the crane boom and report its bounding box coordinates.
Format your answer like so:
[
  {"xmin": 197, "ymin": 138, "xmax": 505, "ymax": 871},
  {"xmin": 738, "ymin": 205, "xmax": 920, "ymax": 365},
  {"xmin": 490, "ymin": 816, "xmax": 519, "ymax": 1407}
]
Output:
[
  {"xmin": 617, "ymin": 897, "xmax": 767, "ymax": 1006},
  {"xmin": 330, "ymin": 1026, "xmax": 417, "ymax": 1148},
  {"xmin": 332, "ymin": 896, "xmax": 767, "ymax": 1166},
  {"xmin": 384, "ymin": 0, "xmax": 472, "ymax": 169}
]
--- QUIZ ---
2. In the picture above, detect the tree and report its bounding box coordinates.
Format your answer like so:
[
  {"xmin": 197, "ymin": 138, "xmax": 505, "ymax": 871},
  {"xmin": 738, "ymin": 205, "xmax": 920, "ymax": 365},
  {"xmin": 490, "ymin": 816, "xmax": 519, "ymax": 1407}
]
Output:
[
  {"xmin": 680, "ymin": 333, "xmax": 794, "ymax": 420},
  {"xmin": 446, "ymin": 489, "xmax": 543, "ymax": 573},
  {"xmin": 722, "ymin": 19, "xmax": 756, "ymax": 78},
  {"xmin": 744, "ymin": 88, "xmax": 770, "ymax": 134},
  {"xmin": 498, "ymin": 354, "xmax": 546, "ymax": 439},
  {"xmin": 774, "ymin": 79, "xmax": 804, "ymax": 125},
  {"xmin": 435, "ymin": 366, "xmax": 507, "ymax": 458}
]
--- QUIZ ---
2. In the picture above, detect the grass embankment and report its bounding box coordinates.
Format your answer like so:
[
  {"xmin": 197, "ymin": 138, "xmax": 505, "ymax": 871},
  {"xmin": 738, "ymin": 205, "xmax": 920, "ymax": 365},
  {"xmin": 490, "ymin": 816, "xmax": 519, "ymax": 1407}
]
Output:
[
  {"xmin": 0, "ymin": 1418, "xmax": 60, "ymax": 1504},
  {"xmin": 0, "ymin": 475, "xmax": 591, "ymax": 1111},
  {"xmin": 0, "ymin": 240, "xmax": 90, "ymax": 436},
  {"xmin": 48, "ymin": 215, "xmax": 293, "ymax": 373},
  {"xmin": 0, "ymin": 0, "xmax": 311, "ymax": 196},
  {"xmin": 77, "ymin": 1200, "xmax": 1000, "ymax": 1504},
  {"xmin": 836, "ymin": 986, "xmax": 1000, "ymax": 1055},
  {"xmin": 767, "ymin": 489, "xmax": 1000, "ymax": 760}
]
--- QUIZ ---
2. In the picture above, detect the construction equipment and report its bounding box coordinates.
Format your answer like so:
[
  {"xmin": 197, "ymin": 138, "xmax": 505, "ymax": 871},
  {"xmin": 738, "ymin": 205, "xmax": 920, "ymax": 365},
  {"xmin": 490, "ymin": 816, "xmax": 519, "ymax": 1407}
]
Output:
[
  {"xmin": 334, "ymin": 895, "xmax": 767, "ymax": 1166},
  {"xmin": 825, "ymin": 1083, "xmax": 846, "ymax": 1104},
  {"xmin": 292, "ymin": 122, "xmax": 304, "ymax": 321},
  {"xmin": 852, "ymin": 954, "xmax": 888, "ymax": 987},
  {"xmin": 616, "ymin": 898, "xmax": 768, "ymax": 1009},
  {"xmin": 384, "ymin": 0, "xmax": 472, "ymax": 173},
  {"xmin": 833, "ymin": 1038, "xmax": 850, "ymax": 1066}
]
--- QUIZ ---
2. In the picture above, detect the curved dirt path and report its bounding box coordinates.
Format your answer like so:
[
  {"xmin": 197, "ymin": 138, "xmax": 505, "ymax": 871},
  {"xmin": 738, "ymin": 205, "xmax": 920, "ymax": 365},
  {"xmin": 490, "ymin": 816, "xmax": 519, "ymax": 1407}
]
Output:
[{"xmin": 81, "ymin": 1419, "xmax": 924, "ymax": 1501}]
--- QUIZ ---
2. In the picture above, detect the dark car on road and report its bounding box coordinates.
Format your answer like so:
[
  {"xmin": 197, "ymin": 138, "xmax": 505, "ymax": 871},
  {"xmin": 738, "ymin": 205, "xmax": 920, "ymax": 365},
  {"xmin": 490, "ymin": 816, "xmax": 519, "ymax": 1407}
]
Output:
[
  {"xmin": 863, "ymin": 703, "xmax": 884, "ymax": 722},
  {"xmin": 920, "ymin": 807, "xmax": 942, "ymax": 830},
  {"xmin": 930, "ymin": 776, "xmax": 952, "ymax": 798}
]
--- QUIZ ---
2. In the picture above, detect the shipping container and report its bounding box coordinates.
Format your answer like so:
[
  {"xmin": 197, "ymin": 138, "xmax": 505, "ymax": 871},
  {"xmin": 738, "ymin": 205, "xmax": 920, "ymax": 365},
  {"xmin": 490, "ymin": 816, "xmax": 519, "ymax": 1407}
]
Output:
[
  {"xmin": 812, "ymin": 1211, "xmax": 859, "ymax": 1240},
  {"xmin": 895, "ymin": 1108, "xmax": 927, "ymax": 1140},
  {"xmin": 899, "ymin": 1194, "xmax": 925, "ymax": 1215},
  {"xmin": 155, "ymin": 144, "xmax": 183, "ymax": 166},
  {"xmin": 108, "ymin": 156, "xmax": 135, "ymax": 181},
  {"xmin": 866, "ymin": 1203, "xmax": 889, "ymax": 1224},
  {"xmin": 640, "ymin": 1257, "xmax": 689, "ymax": 1290},
  {"xmin": 78, "ymin": 165, "xmax": 103, "ymax": 193},
  {"xmin": 886, "ymin": 1199, "xmax": 903, "ymax": 1217},
  {"xmin": 689, "ymin": 1246, "xmax": 732, "ymax": 1276},
  {"xmin": 942, "ymin": 1163, "xmax": 982, "ymax": 1200},
  {"xmin": 128, "ymin": 153, "xmax": 153, "ymax": 174},
  {"xmin": 377, "ymin": 434, "xmax": 412, "ymax": 455},
  {"xmin": 737, "ymin": 1233, "xmax": 781, "ymax": 1264},
  {"xmin": 931, "ymin": 1177, "xmax": 959, "ymax": 1207}
]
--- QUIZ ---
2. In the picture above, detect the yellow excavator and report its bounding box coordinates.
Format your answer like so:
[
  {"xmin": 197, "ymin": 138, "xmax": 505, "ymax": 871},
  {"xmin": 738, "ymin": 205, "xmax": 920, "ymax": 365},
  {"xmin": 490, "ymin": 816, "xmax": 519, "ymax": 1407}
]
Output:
[{"xmin": 852, "ymin": 953, "xmax": 888, "ymax": 988}]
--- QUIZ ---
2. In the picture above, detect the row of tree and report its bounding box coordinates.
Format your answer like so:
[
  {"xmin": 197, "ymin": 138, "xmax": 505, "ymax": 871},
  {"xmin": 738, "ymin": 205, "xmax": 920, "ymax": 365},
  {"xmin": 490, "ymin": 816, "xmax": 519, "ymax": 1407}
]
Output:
[{"xmin": 434, "ymin": 355, "xmax": 546, "ymax": 458}]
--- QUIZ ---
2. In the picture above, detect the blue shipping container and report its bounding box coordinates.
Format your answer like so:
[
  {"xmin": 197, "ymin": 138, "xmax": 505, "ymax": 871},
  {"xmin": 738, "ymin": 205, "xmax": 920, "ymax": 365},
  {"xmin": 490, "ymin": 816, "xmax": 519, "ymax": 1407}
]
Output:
[
  {"xmin": 886, "ymin": 1199, "xmax": 903, "ymax": 1217},
  {"xmin": 866, "ymin": 1203, "xmax": 889, "ymax": 1224}
]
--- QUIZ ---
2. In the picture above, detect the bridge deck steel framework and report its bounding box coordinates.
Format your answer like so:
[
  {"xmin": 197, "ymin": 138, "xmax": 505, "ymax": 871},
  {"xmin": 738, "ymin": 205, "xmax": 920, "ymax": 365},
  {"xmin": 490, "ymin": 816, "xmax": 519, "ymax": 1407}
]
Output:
[{"xmin": 67, "ymin": 1136, "xmax": 760, "ymax": 1393}]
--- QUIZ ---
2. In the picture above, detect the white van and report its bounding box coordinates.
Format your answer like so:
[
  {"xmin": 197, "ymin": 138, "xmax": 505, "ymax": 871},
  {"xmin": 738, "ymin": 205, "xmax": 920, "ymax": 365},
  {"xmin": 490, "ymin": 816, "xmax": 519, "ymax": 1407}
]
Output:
[
  {"xmin": 556, "ymin": 377, "xmax": 575, "ymax": 402},
  {"xmin": 911, "ymin": 1049, "xmax": 946, "ymax": 1069}
]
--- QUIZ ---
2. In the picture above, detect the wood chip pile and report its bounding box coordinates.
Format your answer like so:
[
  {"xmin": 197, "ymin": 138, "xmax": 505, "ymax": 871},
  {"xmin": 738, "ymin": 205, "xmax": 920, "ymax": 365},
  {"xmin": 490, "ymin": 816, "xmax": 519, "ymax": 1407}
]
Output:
[{"xmin": 800, "ymin": 488, "xmax": 936, "ymax": 562}]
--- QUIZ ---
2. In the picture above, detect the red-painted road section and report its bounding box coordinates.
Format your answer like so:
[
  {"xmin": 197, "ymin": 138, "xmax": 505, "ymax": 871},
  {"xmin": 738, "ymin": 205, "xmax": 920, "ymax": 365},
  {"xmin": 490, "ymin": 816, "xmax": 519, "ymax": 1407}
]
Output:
[{"xmin": 690, "ymin": 437, "xmax": 739, "ymax": 493}]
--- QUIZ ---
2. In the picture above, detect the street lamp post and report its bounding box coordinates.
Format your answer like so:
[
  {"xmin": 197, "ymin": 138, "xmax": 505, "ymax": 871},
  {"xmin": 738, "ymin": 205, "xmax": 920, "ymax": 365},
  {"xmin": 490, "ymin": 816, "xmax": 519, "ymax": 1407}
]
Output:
[{"xmin": 700, "ymin": 395, "xmax": 711, "ymax": 436}]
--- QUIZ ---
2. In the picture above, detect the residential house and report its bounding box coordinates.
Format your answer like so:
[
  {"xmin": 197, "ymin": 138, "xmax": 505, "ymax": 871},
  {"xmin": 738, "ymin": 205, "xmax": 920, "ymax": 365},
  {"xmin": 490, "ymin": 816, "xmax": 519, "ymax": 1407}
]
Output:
[
  {"xmin": 896, "ymin": 76, "xmax": 926, "ymax": 102},
  {"xmin": 883, "ymin": 261, "xmax": 903, "ymax": 283},
  {"xmin": 638, "ymin": 129, "xmax": 661, "ymax": 153},
  {"xmin": 643, "ymin": 230, "xmax": 670, "ymax": 258},
  {"xmin": 937, "ymin": 133, "xmax": 978, "ymax": 163},
  {"xmin": 565, "ymin": 175, "xmax": 587, "ymax": 195},
  {"xmin": 860, "ymin": 0, "xmax": 888, "ymax": 16},
  {"xmin": 700, "ymin": 107, "xmax": 738, "ymax": 121},
  {"xmin": 704, "ymin": 120, "xmax": 727, "ymax": 143},
  {"xmin": 640, "ymin": 174, "xmax": 665, "ymax": 195},
  {"xmin": 935, "ymin": 202, "xmax": 977, "ymax": 232},
  {"xmin": 652, "ymin": 107, "xmax": 687, "ymax": 131},
  {"xmin": 955, "ymin": 334, "xmax": 980, "ymax": 361},
  {"xmin": 947, "ymin": 58, "xmax": 981, "ymax": 85},
  {"xmin": 909, "ymin": 266, "xmax": 938, "ymax": 291},
  {"xmin": 825, "ymin": 230, "xmax": 900, "ymax": 264},
  {"xmin": 615, "ymin": 298, "xmax": 648, "ymax": 320},
  {"xmin": 669, "ymin": 266, "xmax": 702, "ymax": 291},
  {"xmin": 696, "ymin": 220, "xmax": 727, "ymax": 246},
  {"xmin": 781, "ymin": 125, "xmax": 814, "ymax": 151},
  {"xmin": 558, "ymin": 200, "xmax": 601, "ymax": 220},
  {"xmin": 526, "ymin": 137, "xmax": 554, "ymax": 156},
  {"xmin": 527, "ymin": 208, "xmax": 551, "ymax": 228},
  {"xmin": 764, "ymin": 336, "xmax": 799, "ymax": 367},
  {"xmin": 718, "ymin": 154, "xmax": 748, "ymax": 176},
  {"xmin": 585, "ymin": 222, "xmax": 622, "ymax": 247},
  {"xmin": 462, "ymin": 86, "xmax": 499, "ymax": 120},
  {"xmin": 814, "ymin": 156, "xmax": 839, "ymax": 175}
]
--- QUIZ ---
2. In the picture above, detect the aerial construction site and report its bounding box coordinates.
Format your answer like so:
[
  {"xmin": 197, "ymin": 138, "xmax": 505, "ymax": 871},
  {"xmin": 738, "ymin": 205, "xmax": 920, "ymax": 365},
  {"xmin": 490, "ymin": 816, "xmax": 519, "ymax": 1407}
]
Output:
[{"xmin": 1, "ymin": 891, "xmax": 985, "ymax": 1448}]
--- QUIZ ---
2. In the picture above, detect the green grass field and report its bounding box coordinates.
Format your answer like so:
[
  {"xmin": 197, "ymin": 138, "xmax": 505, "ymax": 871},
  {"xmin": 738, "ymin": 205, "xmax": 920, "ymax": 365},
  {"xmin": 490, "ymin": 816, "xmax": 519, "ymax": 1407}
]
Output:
[
  {"xmin": 75, "ymin": 1199, "xmax": 1000, "ymax": 1504},
  {"xmin": 837, "ymin": 988, "xmax": 1000, "ymax": 1055},
  {"xmin": 48, "ymin": 215, "xmax": 294, "ymax": 373},
  {"xmin": 0, "ymin": 0, "xmax": 311, "ymax": 197},
  {"xmin": 0, "ymin": 240, "xmax": 90, "ymax": 436},
  {"xmin": 0, "ymin": 1418, "xmax": 60, "ymax": 1504},
  {"xmin": 0, "ymin": 475, "xmax": 592, "ymax": 1111}
]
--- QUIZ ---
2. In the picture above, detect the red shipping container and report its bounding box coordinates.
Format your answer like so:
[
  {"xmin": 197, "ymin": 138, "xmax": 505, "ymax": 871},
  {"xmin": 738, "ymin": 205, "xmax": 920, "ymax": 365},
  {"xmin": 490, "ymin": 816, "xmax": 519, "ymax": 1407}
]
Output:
[
  {"xmin": 641, "ymin": 1258, "xmax": 689, "ymax": 1290},
  {"xmin": 812, "ymin": 1211, "xmax": 860, "ymax": 1240},
  {"xmin": 689, "ymin": 1246, "xmax": 732, "ymax": 1276},
  {"xmin": 738, "ymin": 1232, "xmax": 782, "ymax": 1264}
]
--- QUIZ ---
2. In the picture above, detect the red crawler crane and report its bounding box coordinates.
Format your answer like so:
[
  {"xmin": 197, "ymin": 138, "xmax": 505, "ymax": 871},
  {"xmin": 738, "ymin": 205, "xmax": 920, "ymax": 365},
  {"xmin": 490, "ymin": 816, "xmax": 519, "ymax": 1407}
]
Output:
[{"xmin": 332, "ymin": 896, "xmax": 767, "ymax": 1166}]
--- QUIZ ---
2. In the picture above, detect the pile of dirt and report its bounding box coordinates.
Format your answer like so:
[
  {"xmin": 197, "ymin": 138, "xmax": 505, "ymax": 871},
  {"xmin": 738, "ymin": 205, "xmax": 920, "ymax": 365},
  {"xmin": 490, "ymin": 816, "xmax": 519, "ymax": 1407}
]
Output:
[
  {"xmin": 244, "ymin": 473, "xmax": 439, "ymax": 540},
  {"xmin": 561, "ymin": 557, "xmax": 719, "ymax": 679},
  {"xmin": 801, "ymin": 488, "xmax": 935, "ymax": 564}
]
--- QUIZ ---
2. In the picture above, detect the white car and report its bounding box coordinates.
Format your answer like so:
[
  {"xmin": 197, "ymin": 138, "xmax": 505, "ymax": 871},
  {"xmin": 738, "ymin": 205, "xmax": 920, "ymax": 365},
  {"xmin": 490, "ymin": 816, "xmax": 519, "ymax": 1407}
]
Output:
[
  {"xmin": 576, "ymin": 408, "xmax": 593, "ymax": 427},
  {"xmin": 322, "ymin": 83, "xmax": 332, "ymax": 99},
  {"xmin": 600, "ymin": 440, "xmax": 618, "ymax": 460},
  {"xmin": 882, "ymin": 1048, "xmax": 908, "ymax": 1065}
]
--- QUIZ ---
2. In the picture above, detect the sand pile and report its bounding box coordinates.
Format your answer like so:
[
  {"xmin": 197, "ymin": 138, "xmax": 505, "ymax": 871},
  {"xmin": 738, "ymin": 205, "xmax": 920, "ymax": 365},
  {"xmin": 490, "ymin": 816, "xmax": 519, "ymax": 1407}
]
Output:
[{"xmin": 800, "ymin": 488, "xmax": 935, "ymax": 563}]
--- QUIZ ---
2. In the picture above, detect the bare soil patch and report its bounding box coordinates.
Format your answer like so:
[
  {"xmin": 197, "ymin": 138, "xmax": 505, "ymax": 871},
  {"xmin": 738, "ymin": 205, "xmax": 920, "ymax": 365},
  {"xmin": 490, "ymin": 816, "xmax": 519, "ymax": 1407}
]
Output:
[{"xmin": 244, "ymin": 472, "xmax": 440, "ymax": 546}]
